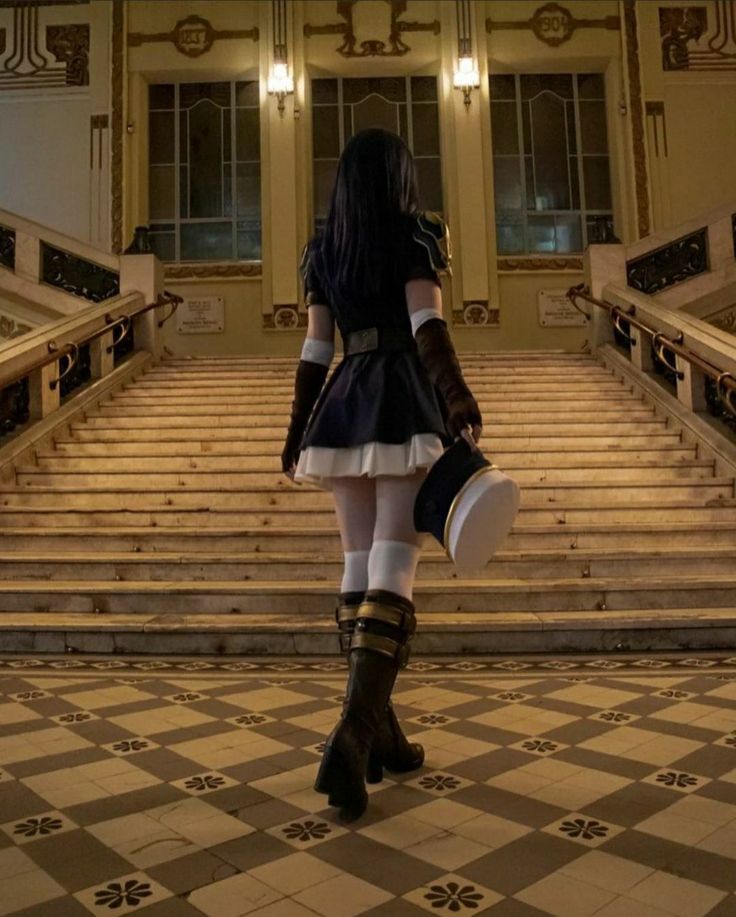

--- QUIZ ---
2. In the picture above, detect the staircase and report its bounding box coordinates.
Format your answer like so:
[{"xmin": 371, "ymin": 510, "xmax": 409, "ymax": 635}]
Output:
[{"xmin": 1, "ymin": 350, "xmax": 735, "ymax": 655}]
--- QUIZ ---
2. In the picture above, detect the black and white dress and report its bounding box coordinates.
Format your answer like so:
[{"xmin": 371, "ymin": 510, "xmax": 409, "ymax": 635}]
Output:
[{"xmin": 294, "ymin": 212, "xmax": 452, "ymax": 491}]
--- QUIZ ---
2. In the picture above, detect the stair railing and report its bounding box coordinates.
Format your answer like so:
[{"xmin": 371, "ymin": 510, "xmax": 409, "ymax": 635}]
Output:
[
  {"xmin": 0, "ymin": 289, "xmax": 181, "ymax": 442},
  {"xmin": 568, "ymin": 282, "xmax": 736, "ymax": 430}
]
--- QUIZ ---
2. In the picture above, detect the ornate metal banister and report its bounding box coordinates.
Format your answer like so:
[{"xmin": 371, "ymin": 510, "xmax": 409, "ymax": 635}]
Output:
[
  {"xmin": 568, "ymin": 283, "xmax": 736, "ymax": 419},
  {"xmin": 0, "ymin": 290, "xmax": 181, "ymax": 392}
]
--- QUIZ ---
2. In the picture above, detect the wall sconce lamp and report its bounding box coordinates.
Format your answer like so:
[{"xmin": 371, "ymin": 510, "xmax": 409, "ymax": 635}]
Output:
[
  {"xmin": 453, "ymin": 0, "xmax": 480, "ymax": 110},
  {"xmin": 267, "ymin": 0, "xmax": 294, "ymax": 117}
]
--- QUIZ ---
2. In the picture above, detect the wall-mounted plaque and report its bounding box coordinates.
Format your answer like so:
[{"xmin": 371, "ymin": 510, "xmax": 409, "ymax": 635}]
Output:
[
  {"xmin": 538, "ymin": 288, "xmax": 588, "ymax": 327},
  {"xmin": 176, "ymin": 296, "xmax": 224, "ymax": 333}
]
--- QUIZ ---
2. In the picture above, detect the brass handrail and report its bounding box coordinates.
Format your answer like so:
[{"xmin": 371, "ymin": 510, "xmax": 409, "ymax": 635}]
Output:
[
  {"xmin": 567, "ymin": 283, "xmax": 736, "ymax": 418},
  {"xmin": 0, "ymin": 290, "xmax": 182, "ymax": 392}
]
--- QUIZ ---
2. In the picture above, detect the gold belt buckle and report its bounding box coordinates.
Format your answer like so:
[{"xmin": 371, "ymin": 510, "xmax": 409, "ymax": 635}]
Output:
[{"xmin": 352, "ymin": 327, "xmax": 378, "ymax": 354}]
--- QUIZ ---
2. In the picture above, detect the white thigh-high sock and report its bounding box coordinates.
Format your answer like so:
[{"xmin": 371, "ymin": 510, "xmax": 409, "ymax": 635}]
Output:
[
  {"xmin": 341, "ymin": 550, "xmax": 370, "ymax": 593},
  {"xmin": 367, "ymin": 539, "xmax": 421, "ymax": 601}
]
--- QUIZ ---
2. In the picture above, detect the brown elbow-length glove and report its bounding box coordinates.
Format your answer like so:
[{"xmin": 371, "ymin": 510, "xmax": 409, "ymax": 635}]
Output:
[
  {"xmin": 281, "ymin": 360, "xmax": 329, "ymax": 474},
  {"xmin": 415, "ymin": 318, "xmax": 482, "ymax": 439}
]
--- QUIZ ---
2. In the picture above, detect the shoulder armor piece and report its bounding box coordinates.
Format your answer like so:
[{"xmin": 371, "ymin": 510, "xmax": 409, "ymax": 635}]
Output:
[{"xmin": 411, "ymin": 210, "xmax": 452, "ymax": 277}]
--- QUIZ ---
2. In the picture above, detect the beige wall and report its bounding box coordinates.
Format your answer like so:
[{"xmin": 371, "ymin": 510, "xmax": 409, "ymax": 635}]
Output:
[{"xmin": 3, "ymin": 0, "xmax": 735, "ymax": 355}]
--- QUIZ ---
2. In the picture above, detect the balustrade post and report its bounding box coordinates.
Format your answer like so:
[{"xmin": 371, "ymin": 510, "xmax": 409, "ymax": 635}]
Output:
[
  {"xmin": 584, "ymin": 244, "xmax": 627, "ymax": 350},
  {"xmin": 28, "ymin": 362, "xmax": 59, "ymax": 420},
  {"xmin": 120, "ymin": 253, "xmax": 165, "ymax": 359},
  {"xmin": 630, "ymin": 328, "xmax": 654, "ymax": 372},
  {"xmin": 14, "ymin": 231, "xmax": 40, "ymax": 283},
  {"xmin": 676, "ymin": 356, "xmax": 708, "ymax": 413},
  {"xmin": 90, "ymin": 331, "xmax": 114, "ymax": 379}
]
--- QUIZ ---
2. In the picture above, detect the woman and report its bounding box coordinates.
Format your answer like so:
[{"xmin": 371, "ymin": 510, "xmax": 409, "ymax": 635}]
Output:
[{"xmin": 282, "ymin": 128, "xmax": 482, "ymax": 821}]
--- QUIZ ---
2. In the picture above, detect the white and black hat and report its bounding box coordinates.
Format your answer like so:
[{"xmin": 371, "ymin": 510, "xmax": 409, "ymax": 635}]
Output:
[{"xmin": 414, "ymin": 437, "xmax": 521, "ymax": 572}]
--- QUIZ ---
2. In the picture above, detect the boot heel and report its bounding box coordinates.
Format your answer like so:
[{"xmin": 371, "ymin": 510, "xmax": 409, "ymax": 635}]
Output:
[
  {"xmin": 366, "ymin": 750, "xmax": 383, "ymax": 784},
  {"xmin": 314, "ymin": 743, "xmax": 368, "ymax": 821}
]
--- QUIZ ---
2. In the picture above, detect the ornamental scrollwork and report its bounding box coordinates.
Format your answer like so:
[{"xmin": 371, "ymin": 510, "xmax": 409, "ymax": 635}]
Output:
[
  {"xmin": 659, "ymin": 3, "xmax": 736, "ymax": 72},
  {"xmin": 40, "ymin": 242, "xmax": 120, "ymax": 303},
  {"xmin": 626, "ymin": 227, "xmax": 709, "ymax": 296},
  {"xmin": 304, "ymin": 0, "xmax": 440, "ymax": 58},
  {"xmin": 128, "ymin": 15, "xmax": 258, "ymax": 59},
  {"xmin": 0, "ymin": 225, "xmax": 15, "ymax": 271},
  {"xmin": 46, "ymin": 24, "xmax": 89, "ymax": 86}
]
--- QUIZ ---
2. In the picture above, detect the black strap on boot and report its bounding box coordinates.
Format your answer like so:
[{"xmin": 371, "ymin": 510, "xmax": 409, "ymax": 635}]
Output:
[
  {"xmin": 335, "ymin": 591, "xmax": 363, "ymax": 654},
  {"xmin": 351, "ymin": 589, "xmax": 416, "ymax": 669}
]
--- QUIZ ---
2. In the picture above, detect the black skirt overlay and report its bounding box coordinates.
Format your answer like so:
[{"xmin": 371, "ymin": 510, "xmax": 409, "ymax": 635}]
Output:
[{"xmin": 300, "ymin": 346, "xmax": 451, "ymax": 451}]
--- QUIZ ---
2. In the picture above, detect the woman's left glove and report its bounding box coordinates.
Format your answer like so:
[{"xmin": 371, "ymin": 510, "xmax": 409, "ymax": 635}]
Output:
[{"xmin": 281, "ymin": 360, "xmax": 329, "ymax": 474}]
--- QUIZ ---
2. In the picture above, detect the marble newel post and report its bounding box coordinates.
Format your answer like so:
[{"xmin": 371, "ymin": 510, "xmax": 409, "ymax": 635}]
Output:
[
  {"xmin": 585, "ymin": 244, "xmax": 627, "ymax": 351},
  {"xmin": 119, "ymin": 252, "xmax": 165, "ymax": 359}
]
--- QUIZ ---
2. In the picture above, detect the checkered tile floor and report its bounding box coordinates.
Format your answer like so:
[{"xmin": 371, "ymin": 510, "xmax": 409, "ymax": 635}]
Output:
[{"xmin": 1, "ymin": 653, "xmax": 735, "ymax": 916}]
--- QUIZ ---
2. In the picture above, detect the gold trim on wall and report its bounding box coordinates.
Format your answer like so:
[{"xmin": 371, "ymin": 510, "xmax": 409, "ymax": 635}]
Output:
[
  {"xmin": 498, "ymin": 257, "xmax": 584, "ymax": 272},
  {"xmin": 452, "ymin": 301, "xmax": 500, "ymax": 327},
  {"xmin": 486, "ymin": 2, "xmax": 619, "ymax": 47},
  {"xmin": 111, "ymin": 0, "xmax": 123, "ymax": 254},
  {"xmin": 164, "ymin": 262, "xmax": 263, "ymax": 280},
  {"xmin": 128, "ymin": 16, "xmax": 258, "ymax": 59},
  {"xmin": 262, "ymin": 305, "xmax": 307, "ymax": 330},
  {"xmin": 303, "ymin": 0, "xmax": 439, "ymax": 57},
  {"xmin": 623, "ymin": 0, "xmax": 651, "ymax": 239}
]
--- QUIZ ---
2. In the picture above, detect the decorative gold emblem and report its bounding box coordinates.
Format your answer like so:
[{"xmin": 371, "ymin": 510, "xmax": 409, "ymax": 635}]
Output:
[
  {"xmin": 486, "ymin": 2, "xmax": 619, "ymax": 46},
  {"xmin": 263, "ymin": 306, "xmax": 306, "ymax": 330},
  {"xmin": 128, "ymin": 15, "xmax": 258, "ymax": 59},
  {"xmin": 452, "ymin": 303, "xmax": 500, "ymax": 327},
  {"xmin": 304, "ymin": 0, "xmax": 439, "ymax": 58}
]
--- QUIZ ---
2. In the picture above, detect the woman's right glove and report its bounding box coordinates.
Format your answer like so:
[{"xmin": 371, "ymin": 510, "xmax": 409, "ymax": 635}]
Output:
[
  {"xmin": 415, "ymin": 318, "xmax": 482, "ymax": 440},
  {"xmin": 281, "ymin": 360, "xmax": 329, "ymax": 475}
]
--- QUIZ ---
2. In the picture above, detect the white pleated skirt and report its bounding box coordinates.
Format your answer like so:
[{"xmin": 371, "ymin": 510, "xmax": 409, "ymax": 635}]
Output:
[{"xmin": 293, "ymin": 433, "xmax": 445, "ymax": 491}]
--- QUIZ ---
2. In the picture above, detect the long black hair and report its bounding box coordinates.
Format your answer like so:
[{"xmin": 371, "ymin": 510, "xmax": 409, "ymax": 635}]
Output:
[{"xmin": 315, "ymin": 128, "xmax": 420, "ymax": 304}]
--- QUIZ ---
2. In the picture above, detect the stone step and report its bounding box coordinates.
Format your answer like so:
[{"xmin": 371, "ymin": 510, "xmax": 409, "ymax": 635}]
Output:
[
  {"xmin": 0, "ymin": 576, "xmax": 731, "ymax": 614},
  {"xmin": 139, "ymin": 368, "xmax": 619, "ymax": 383},
  {"xmin": 115, "ymin": 390, "xmax": 643, "ymax": 408},
  {"xmin": 1, "ymin": 502, "xmax": 734, "ymax": 526},
  {"xmin": 59, "ymin": 432, "xmax": 697, "ymax": 452},
  {"xmin": 74, "ymin": 416, "xmax": 671, "ymax": 436},
  {"xmin": 93, "ymin": 406, "xmax": 661, "ymax": 426},
  {"xmin": 3, "ymin": 608, "xmax": 735, "ymax": 654},
  {"xmin": 48, "ymin": 441, "xmax": 700, "ymax": 464},
  {"xmin": 124, "ymin": 379, "xmax": 633, "ymax": 395},
  {"xmin": 0, "ymin": 521, "xmax": 729, "ymax": 550},
  {"xmin": 12, "ymin": 470, "xmax": 732, "ymax": 501},
  {"xmin": 0, "ymin": 546, "xmax": 731, "ymax": 581},
  {"xmin": 17, "ymin": 459, "xmax": 716, "ymax": 482},
  {"xmin": 153, "ymin": 354, "xmax": 600, "ymax": 368}
]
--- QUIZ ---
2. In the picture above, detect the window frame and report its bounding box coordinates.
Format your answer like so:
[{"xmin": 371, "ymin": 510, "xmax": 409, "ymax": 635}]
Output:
[
  {"xmin": 147, "ymin": 79, "xmax": 261, "ymax": 264},
  {"xmin": 491, "ymin": 72, "xmax": 614, "ymax": 257}
]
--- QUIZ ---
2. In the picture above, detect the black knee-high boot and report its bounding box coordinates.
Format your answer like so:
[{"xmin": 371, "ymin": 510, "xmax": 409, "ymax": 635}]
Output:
[
  {"xmin": 336, "ymin": 592, "xmax": 424, "ymax": 784},
  {"xmin": 315, "ymin": 589, "xmax": 417, "ymax": 821}
]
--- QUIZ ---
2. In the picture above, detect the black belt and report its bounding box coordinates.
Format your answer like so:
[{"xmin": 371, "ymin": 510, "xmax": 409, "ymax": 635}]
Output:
[{"xmin": 344, "ymin": 327, "xmax": 415, "ymax": 356}]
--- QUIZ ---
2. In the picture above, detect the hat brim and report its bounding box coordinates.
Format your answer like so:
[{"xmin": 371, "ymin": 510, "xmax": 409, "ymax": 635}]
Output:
[{"xmin": 445, "ymin": 467, "xmax": 521, "ymax": 571}]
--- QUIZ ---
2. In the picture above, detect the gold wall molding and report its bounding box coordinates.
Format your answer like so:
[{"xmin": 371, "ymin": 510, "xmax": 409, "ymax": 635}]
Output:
[
  {"xmin": 111, "ymin": 0, "xmax": 123, "ymax": 254},
  {"xmin": 164, "ymin": 262, "xmax": 263, "ymax": 281},
  {"xmin": 128, "ymin": 15, "xmax": 258, "ymax": 59},
  {"xmin": 0, "ymin": 4, "xmax": 89, "ymax": 91},
  {"xmin": 452, "ymin": 300, "xmax": 500, "ymax": 327},
  {"xmin": 624, "ymin": 0, "xmax": 651, "ymax": 239},
  {"xmin": 263, "ymin": 305, "xmax": 306, "ymax": 330},
  {"xmin": 486, "ymin": 2, "xmax": 619, "ymax": 47},
  {"xmin": 645, "ymin": 100, "xmax": 668, "ymax": 158},
  {"xmin": 303, "ymin": 0, "xmax": 440, "ymax": 58},
  {"xmin": 498, "ymin": 257, "xmax": 583, "ymax": 272},
  {"xmin": 660, "ymin": 2, "xmax": 736, "ymax": 71}
]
